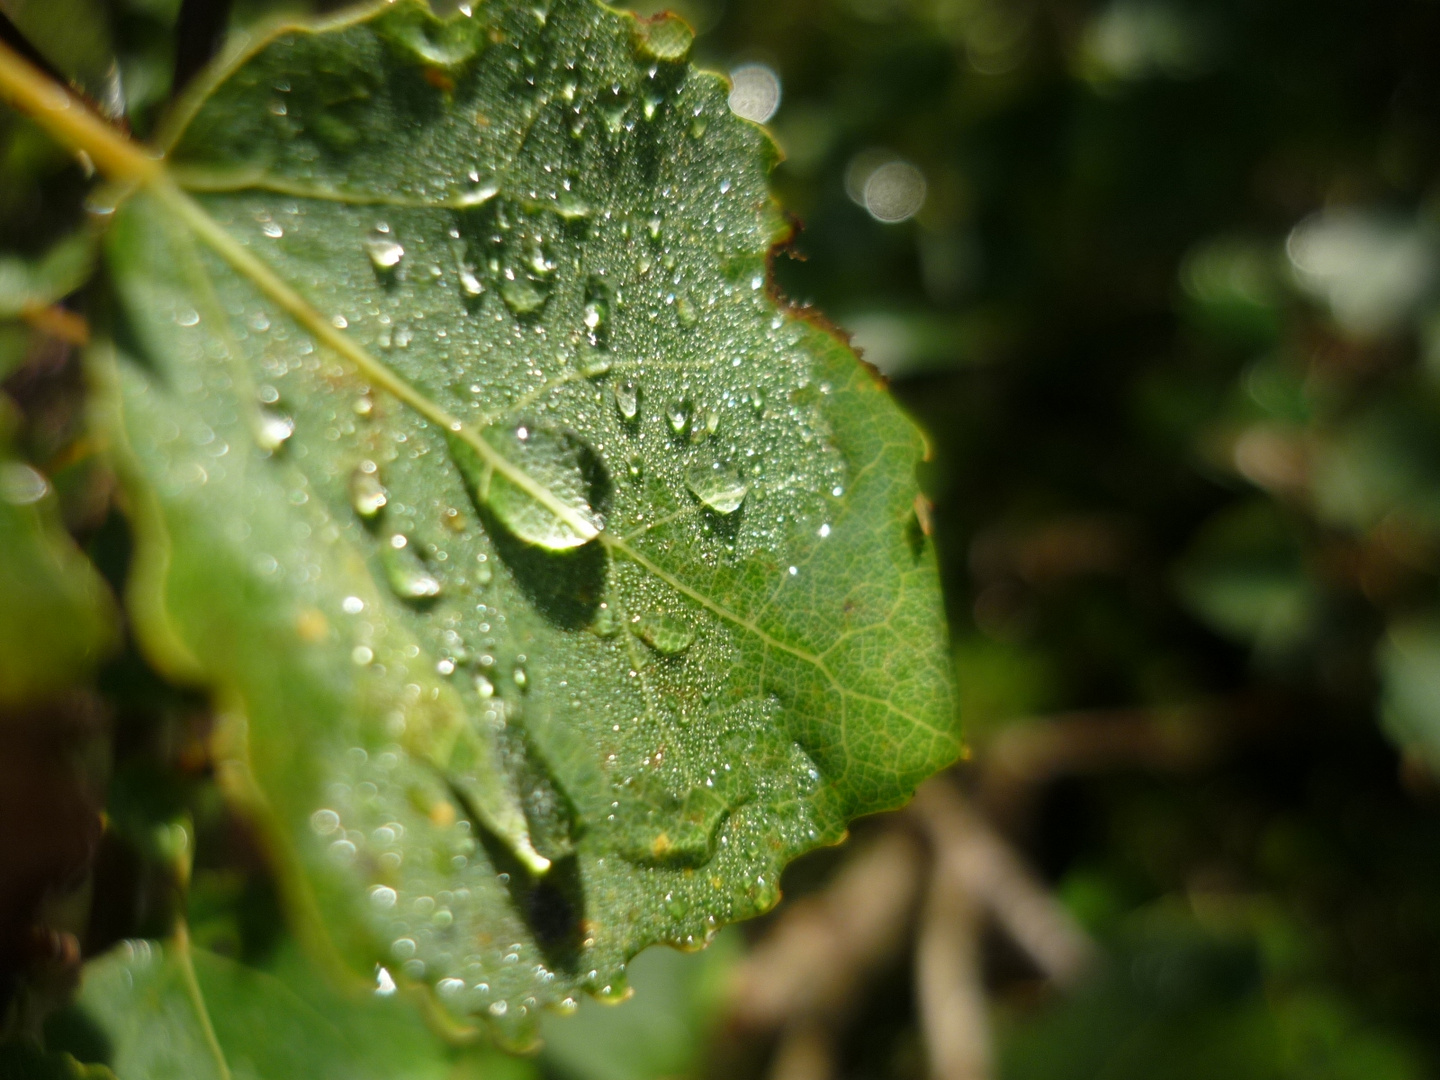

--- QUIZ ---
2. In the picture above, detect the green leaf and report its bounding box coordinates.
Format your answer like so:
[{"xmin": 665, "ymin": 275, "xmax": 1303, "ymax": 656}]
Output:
[
  {"xmin": 0, "ymin": 422, "xmax": 118, "ymax": 706},
  {"xmin": 0, "ymin": 230, "xmax": 95, "ymax": 319},
  {"xmin": 95, "ymin": 0, "xmax": 957, "ymax": 1042},
  {"xmin": 1378, "ymin": 619, "xmax": 1440, "ymax": 773},
  {"xmin": 68, "ymin": 936, "xmax": 537, "ymax": 1080}
]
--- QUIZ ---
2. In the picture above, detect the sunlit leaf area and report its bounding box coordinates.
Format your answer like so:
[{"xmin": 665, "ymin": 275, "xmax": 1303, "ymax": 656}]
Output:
[{"xmin": 5, "ymin": 0, "xmax": 1440, "ymax": 1077}]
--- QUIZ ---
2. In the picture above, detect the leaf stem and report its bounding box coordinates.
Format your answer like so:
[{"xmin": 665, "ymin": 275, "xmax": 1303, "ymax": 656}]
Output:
[{"xmin": 0, "ymin": 40, "xmax": 157, "ymax": 182}]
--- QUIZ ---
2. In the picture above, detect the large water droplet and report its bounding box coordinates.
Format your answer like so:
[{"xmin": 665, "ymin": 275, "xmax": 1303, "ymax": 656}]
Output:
[
  {"xmin": 350, "ymin": 463, "xmax": 388, "ymax": 519},
  {"xmin": 631, "ymin": 611, "xmax": 694, "ymax": 655},
  {"xmin": 256, "ymin": 409, "xmax": 295, "ymax": 451},
  {"xmin": 685, "ymin": 463, "xmax": 747, "ymax": 514},
  {"xmin": 614, "ymin": 381, "xmax": 640, "ymax": 421},
  {"xmin": 500, "ymin": 278, "xmax": 548, "ymax": 316},
  {"xmin": 382, "ymin": 534, "xmax": 442, "ymax": 601},
  {"xmin": 365, "ymin": 236, "xmax": 405, "ymax": 271},
  {"xmin": 667, "ymin": 400, "xmax": 690, "ymax": 435},
  {"xmin": 447, "ymin": 425, "xmax": 603, "ymax": 550}
]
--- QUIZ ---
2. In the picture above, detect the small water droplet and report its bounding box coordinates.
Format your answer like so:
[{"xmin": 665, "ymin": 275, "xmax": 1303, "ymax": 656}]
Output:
[
  {"xmin": 685, "ymin": 463, "xmax": 747, "ymax": 514},
  {"xmin": 310, "ymin": 808, "xmax": 341, "ymax": 835},
  {"xmin": 475, "ymin": 673, "xmax": 495, "ymax": 697},
  {"xmin": 256, "ymin": 409, "xmax": 295, "ymax": 451},
  {"xmin": 0, "ymin": 463, "xmax": 49, "ymax": 506},
  {"xmin": 261, "ymin": 221, "xmax": 284, "ymax": 239},
  {"xmin": 365, "ymin": 236, "xmax": 405, "ymax": 271},
  {"xmin": 583, "ymin": 278, "xmax": 611, "ymax": 348},
  {"xmin": 176, "ymin": 309, "xmax": 200, "ymax": 327},
  {"xmin": 667, "ymin": 400, "xmax": 690, "ymax": 435},
  {"xmin": 354, "ymin": 394, "xmax": 374, "ymax": 417},
  {"xmin": 676, "ymin": 296, "xmax": 698, "ymax": 326},
  {"xmin": 459, "ymin": 267, "xmax": 484, "ymax": 297},
  {"xmin": 556, "ymin": 190, "xmax": 591, "ymax": 219},
  {"xmin": 631, "ymin": 611, "xmax": 694, "ymax": 655},
  {"xmin": 475, "ymin": 553, "xmax": 493, "ymax": 584},
  {"xmin": 375, "ymin": 967, "xmax": 397, "ymax": 997},
  {"xmin": 382, "ymin": 534, "xmax": 442, "ymax": 601},
  {"xmin": 615, "ymin": 380, "xmax": 640, "ymax": 421},
  {"xmin": 591, "ymin": 603, "xmax": 620, "ymax": 637},
  {"xmin": 370, "ymin": 885, "xmax": 398, "ymax": 909},
  {"xmin": 513, "ymin": 663, "xmax": 528, "ymax": 691},
  {"xmin": 456, "ymin": 178, "xmax": 499, "ymax": 207},
  {"xmin": 350, "ymin": 465, "xmax": 388, "ymax": 519}
]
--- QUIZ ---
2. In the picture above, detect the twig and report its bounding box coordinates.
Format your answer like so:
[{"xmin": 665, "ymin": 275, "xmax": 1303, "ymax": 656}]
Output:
[
  {"xmin": 912, "ymin": 778, "xmax": 1094, "ymax": 987},
  {"xmin": 915, "ymin": 856, "xmax": 989, "ymax": 1080},
  {"xmin": 728, "ymin": 828, "xmax": 925, "ymax": 1030}
]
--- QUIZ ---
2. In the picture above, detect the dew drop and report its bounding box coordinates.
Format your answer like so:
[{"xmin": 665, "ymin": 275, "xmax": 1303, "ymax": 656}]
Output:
[
  {"xmin": 631, "ymin": 611, "xmax": 694, "ymax": 655},
  {"xmin": 500, "ymin": 277, "xmax": 548, "ymax": 316},
  {"xmin": 350, "ymin": 464, "xmax": 388, "ymax": 520},
  {"xmin": 513, "ymin": 663, "xmax": 528, "ymax": 691},
  {"xmin": 614, "ymin": 380, "xmax": 640, "ymax": 421},
  {"xmin": 446, "ymin": 425, "xmax": 603, "ymax": 550},
  {"xmin": 365, "ymin": 236, "xmax": 405, "ymax": 271},
  {"xmin": 685, "ymin": 463, "xmax": 747, "ymax": 514},
  {"xmin": 256, "ymin": 409, "xmax": 295, "ymax": 451},
  {"xmin": 591, "ymin": 603, "xmax": 620, "ymax": 637},
  {"xmin": 382, "ymin": 534, "xmax": 442, "ymax": 601},
  {"xmin": 667, "ymin": 400, "xmax": 690, "ymax": 435},
  {"xmin": 475, "ymin": 553, "xmax": 493, "ymax": 584}
]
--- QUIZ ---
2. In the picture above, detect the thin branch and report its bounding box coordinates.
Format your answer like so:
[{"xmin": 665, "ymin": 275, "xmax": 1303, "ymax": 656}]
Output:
[
  {"xmin": 912, "ymin": 778, "xmax": 1094, "ymax": 988},
  {"xmin": 915, "ymin": 854, "xmax": 989, "ymax": 1080},
  {"xmin": 728, "ymin": 828, "xmax": 925, "ymax": 1031}
]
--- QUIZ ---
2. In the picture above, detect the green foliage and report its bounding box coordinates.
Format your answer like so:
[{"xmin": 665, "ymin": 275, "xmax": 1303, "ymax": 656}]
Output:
[{"xmin": 0, "ymin": 0, "xmax": 954, "ymax": 1066}]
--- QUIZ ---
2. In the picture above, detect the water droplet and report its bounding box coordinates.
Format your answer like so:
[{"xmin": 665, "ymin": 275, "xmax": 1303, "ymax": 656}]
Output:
[
  {"xmin": 556, "ymin": 190, "xmax": 591, "ymax": 220},
  {"xmin": 365, "ymin": 236, "xmax": 405, "ymax": 271},
  {"xmin": 350, "ymin": 464, "xmax": 388, "ymax": 519},
  {"xmin": 685, "ymin": 463, "xmax": 747, "ymax": 514},
  {"xmin": 591, "ymin": 603, "xmax": 620, "ymax": 636},
  {"xmin": 382, "ymin": 534, "xmax": 442, "ymax": 601},
  {"xmin": 354, "ymin": 394, "xmax": 374, "ymax": 417},
  {"xmin": 676, "ymin": 296, "xmax": 698, "ymax": 326},
  {"xmin": 256, "ymin": 409, "xmax": 295, "ymax": 451},
  {"xmin": 475, "ymin": 673, "xmax": 495, "ymax": 697},
  {"xmin": 456, "ymin": 178, "xmax": 499, "ymax": 207},
  {"xmin": 615, "ymin": 381, "xmax": 640, "ymax": 421},
  {"xmin": 459, "ymin": 267, "xmax": 484, "ymax": 297},
  {"xmin": 667, "ymin": 400, "xmax": 690, "ymax": 435},
  {"xmin": 310, "ymin": 808, "xmax": 341, "ymax": 835},
  {"xmin": 352, "ymin": 645, "xmax": 374, "ymax": 665},
  {"xmin": 513, "ymin": 662, "xmax": 528, "ymax": 691},
  {"xmin": 446, "ymin": 425, "xmax": 603, "ymax": 550},
  {"xmin": 375, "ymin": 967, "xmax": 397, "ymax": 996},
  {"xmin": 500, "ymin": 277, "xmax": 548, "ymax": 316},
  {"xmin": 0, "ymin": 463, "xmax": 49, "ymax": 506},
  {"xmin": 475, "ymin": 553, "xmax": 493, "ymax": 584},
  {"xmin": 583, "ymin": 278, "xmax": 611, "ymax": 348},
  {"xmin": 631, "ymin": 611, "xmax": 694, "ymax": 655},
  {"xmin": 176, "ymin": 309, "xmax": 200, "ymax": 327},
  {"xmin": 818, "ymin": 523, "xmax": 831, "ymax": 538},
  {"xmin": 370, "ymin": 885, "xmax": 398, "ymax": 909}
]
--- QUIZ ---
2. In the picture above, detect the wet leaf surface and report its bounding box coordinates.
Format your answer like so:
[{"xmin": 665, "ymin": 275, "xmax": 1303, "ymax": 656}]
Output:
[{"xmin": 95, "ymin": 0, "xmax": 957, "ymax": 1043}]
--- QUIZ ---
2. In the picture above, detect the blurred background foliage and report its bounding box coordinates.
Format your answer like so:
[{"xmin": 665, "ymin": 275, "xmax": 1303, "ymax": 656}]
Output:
[{"xmin": 6, "ymin": 0, "xmax": 1440, "ymax": 1076}]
